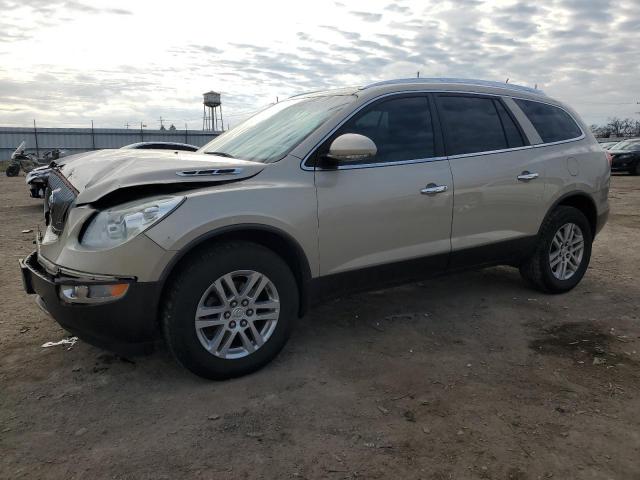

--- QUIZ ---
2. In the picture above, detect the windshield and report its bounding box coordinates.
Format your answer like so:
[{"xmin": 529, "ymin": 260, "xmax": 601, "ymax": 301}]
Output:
[
  {"xmin": 200, "ymin": 94, "xmax": 355, "ymax": 162},
  {"xmin": 613, "ymin": 140, "xmax": 640, "ymax": 151},
  {"xmin": 12, "ymin": 141, "xmax": 26, "ymax": 157}
]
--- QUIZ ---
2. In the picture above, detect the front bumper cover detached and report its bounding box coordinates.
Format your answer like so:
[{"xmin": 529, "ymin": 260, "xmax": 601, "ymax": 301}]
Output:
[{"xmin": 20, "ymin": 251, "xmax": 160, "ymax": 355}]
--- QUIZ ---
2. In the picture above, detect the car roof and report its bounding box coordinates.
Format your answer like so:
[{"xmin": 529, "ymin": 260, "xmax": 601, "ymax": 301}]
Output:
[
  {"xmin": 290, "ymin": 77, "xmax": 546, "ymax": 101},
  {"xmin": 361, "ymin": 77, "xmax": 545, "ymax": 96}
]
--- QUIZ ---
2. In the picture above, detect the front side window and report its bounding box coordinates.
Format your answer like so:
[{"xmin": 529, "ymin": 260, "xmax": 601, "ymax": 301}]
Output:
[
  {"xmin": 514, "ymin": 98, "xmax": 582, "ymax": 143},
  {"xmin": 201, "ymin": 94, "xmax": 355, "ymax": 163},
  {"xmin": 332, "ymin": 96, "xmax": 436, "ymax": 165},
  {"xmin": 438, "ymin": 95, "xmax": 512, "ymax": 155}
]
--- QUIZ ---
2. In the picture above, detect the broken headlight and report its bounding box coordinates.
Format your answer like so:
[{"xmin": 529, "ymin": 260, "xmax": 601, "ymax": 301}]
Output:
[{"xmin": 81, "ymin": 196, "xmax": 184, "ymax": 249}]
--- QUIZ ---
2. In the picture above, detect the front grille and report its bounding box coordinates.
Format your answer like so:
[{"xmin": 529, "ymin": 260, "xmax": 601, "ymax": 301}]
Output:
[{"xmin": 44, "ymin": 170, "xmax": 77, "ymax": 235}]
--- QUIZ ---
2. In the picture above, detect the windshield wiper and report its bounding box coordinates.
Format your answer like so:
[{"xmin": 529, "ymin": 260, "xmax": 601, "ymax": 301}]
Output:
[{"xmin": 205, "ymin": 151, "xmax": 235, "ymax": 158}]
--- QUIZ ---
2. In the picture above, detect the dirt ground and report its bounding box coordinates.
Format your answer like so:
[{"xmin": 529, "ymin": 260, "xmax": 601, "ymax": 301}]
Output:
[{"xmin": 1, "ymin": 173, "xmax": 639, "ymax": 480}]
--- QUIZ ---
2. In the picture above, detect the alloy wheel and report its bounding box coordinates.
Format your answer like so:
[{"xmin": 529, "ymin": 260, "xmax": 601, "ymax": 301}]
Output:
[
  {"xmin": 194, "ymin": 270, "xmax": 280, "ymax": 359},
  {"xmin": 548, "ymin": 222, "xmax": 584, "ymax": 281}
]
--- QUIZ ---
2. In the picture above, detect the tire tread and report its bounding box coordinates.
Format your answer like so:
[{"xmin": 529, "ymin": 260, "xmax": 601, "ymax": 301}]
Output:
[
  {"xmin": 520, "ymin": 206, "xmax": 592, "ymax": 294},
  {"xmin": 161, "ymin": 241, "xmax": 297, "ymax": 379}
]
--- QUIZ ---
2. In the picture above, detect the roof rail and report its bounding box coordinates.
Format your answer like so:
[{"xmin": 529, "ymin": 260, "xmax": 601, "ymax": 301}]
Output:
[
  {"xmin": 361, "ymin": 78, "xmax": 545, "ymax": 96},
  {"xmin": 288, "ymin": 86, "xmax": 361, "ymax": 99}
]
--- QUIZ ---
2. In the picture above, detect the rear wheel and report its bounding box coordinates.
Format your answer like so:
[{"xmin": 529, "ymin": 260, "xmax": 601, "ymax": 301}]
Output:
[
  {"xmin": 631, "ymin": 161, "xmax": 640, "ymax": 176},
  {"xmin": 520, "ymin": 206, "xmax": 592, "ymax": 293},
  {"xmin": 162, "ymin": 242, "xmax": 298, "ymax": 379}
]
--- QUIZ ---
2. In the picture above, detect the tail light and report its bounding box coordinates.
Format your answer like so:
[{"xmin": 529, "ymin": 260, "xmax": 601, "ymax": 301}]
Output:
[{"xmin": 605, "ymin": 151, "xmax": 613, "ymax": 167}]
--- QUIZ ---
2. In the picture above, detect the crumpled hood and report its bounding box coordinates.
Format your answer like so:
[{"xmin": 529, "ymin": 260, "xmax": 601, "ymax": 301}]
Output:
[{"xmin": 58, "ymin": 149, "xmax": 266, "ymax": 203}]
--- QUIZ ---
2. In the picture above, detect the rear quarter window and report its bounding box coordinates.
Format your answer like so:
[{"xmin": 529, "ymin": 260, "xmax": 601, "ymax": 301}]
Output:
[{"xmin": 514, "ymin": 99, "xmax": 582, "ymax": 143}]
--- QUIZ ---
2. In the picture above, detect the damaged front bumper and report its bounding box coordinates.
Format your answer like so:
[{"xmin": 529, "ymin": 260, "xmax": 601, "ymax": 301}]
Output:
[{"xmin": 20, "ymin": 251, "xmax": 160, "ymax": 355}]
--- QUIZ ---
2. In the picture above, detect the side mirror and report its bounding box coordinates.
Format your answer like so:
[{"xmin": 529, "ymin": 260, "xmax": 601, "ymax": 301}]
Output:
[{"xmin": 326, "ymin": 133, "xmax": 377, "ymax": 162}]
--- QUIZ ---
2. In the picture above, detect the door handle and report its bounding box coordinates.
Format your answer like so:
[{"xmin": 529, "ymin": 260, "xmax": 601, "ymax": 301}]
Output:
[
  {"xmin": 421, "ymin": 183, "xmax": 448, "ymax": 195},
  {"xmin": 517, "ymin": 171, "xmax": 539, "ymax": 181}
]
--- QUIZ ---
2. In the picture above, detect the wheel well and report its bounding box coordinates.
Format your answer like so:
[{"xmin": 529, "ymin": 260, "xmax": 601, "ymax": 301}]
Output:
[
  {"xmin": 556, "ymin": 194, "xmax": 597, "ymax": 237},
  {"xmin": 158, "ymin": 227, "xmax": 312, "ymax": 319}
]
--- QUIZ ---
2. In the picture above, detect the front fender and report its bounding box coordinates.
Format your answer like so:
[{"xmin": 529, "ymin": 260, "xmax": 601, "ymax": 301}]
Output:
[{"xmin": 144, "ymin": 180, "xmax": 319, "ymax": 276}]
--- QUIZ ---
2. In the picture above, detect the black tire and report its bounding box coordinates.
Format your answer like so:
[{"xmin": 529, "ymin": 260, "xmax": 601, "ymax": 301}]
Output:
[
  {"xmin": 5, "ymin": 164, "xmax": 19, "ymax": 177},
  {"xmin": 631, "ymin": 161, "xmax": 640, "ymax": 176},
  {"xmin": 519, "ymin": 206, "xmax": 593, "ymax": 294},
  {"xmin": 162, "ymin": 241, "xmax": 298, "ymax": 380}
]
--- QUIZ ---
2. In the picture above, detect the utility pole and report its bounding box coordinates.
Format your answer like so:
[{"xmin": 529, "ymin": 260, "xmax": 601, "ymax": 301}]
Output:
[
  {"xmin": 417, "ymin": 71, "xmax": 420, "ymax": 78},
  {"xmin": 91, "ymin": 120, "xmax": 96, "ymax": 150},
  {"xmin": 33, "ymin": 119, "xmax": 39, "ymax": 157}
]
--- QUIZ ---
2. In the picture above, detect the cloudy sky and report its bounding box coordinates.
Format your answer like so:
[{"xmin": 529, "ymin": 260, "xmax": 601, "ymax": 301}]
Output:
[{"xmin": 1, "ymin": 0, "xmax": 639, "ymax": 129}]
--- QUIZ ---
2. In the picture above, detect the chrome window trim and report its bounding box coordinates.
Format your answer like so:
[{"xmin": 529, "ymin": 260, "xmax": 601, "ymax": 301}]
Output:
[
  {"xmin": 446, "ymin": 133, "xmax": 586, "ymax": 160},
  {"xmin": 299, "ymin": 89, "xmax": 585, "ymax": 172},
  {"xmin": 326, "ymin": 156, "xmax": 449, "ymax": 170}
]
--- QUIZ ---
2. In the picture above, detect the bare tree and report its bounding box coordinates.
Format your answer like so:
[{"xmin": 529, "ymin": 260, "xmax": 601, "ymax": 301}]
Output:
[
  {"xmin": 591, "ymin": 124, "xmax": 611, "ymax": 138},
  {"xmin": 588, "ymin": 117, "xmax": 640, "ymax": 138},
  {"xmin": 606, "ymin": 117, "xmax": 625, "ymax": 137}
]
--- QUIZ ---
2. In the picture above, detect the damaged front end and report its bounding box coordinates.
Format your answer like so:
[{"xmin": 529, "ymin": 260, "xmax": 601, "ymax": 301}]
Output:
[
  {"xmin": 19, "ymin": 149, "xmax": 267, "ymax": 354},
  {"xmin": 36, "ymin": 149, "xmax": 265, "ymax": 253},
  {"xmin": 20, "ymin": 250, "xmax": 159, "ymax": 355},
  {"xmin": 60, "ymin": 148, "xmax": 266, "ymax": 205}
]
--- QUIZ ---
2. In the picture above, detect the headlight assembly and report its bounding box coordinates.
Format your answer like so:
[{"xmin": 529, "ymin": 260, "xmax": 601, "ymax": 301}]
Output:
[{"xmin": 80, "ymin": 196, "xmax": 184, "ymax": 249}]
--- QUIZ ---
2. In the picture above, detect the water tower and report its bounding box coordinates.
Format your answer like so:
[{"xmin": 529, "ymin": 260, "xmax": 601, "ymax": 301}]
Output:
[{"xmin": 202, "ymin": 91, "xmax": 224, "ymax": 131}]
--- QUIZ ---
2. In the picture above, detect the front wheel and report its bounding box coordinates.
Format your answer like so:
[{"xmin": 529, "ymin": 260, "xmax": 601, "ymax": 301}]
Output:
[
  {"xmin": 162, "ymin": 242, "xmax": 298, "ymax": 380},
  {"xmin": 5, "ymin": 164, "xmax": 19, "ymax": 177},
  {"xmin": 631, "ymin": 161, "xmax": 640, "ymax": 176},
  {"xmin": 520, "ymin": 206, "xmax": 593, "ymax": 293}
]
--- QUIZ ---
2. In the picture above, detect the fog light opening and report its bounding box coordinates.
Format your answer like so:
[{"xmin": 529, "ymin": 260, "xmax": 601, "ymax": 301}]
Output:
[{"xmin": 59, "ymin": 283, "xmax": 129, "ymax": 304}]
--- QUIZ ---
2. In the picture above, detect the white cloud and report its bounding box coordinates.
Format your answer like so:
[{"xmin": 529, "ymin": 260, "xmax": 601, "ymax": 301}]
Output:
[{"xmin": 0, "ymin": 0, "xmax": 638, "ymax": 128}]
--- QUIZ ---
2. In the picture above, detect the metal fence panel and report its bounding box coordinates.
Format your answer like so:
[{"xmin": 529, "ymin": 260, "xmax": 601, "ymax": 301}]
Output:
[{"xmin": 0, "ymin": 127, "xmax": 218, "ymax": 160}]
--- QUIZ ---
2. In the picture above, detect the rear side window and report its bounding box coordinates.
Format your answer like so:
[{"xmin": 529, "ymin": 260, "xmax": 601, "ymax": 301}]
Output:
[
  {"xmin": 438, "ymin": 95, "xmax": 514, "ymax": 155},
  {"xmin": 514, "ymin": 99, "xmax": 582, "ymax": 143},
  {"xmin": 494, "ymin": 100, "xmax": 525, "ymax": 148},
  {"xmin": 335, "ymin": 96, "xmax": 435, "ymax": 164}
]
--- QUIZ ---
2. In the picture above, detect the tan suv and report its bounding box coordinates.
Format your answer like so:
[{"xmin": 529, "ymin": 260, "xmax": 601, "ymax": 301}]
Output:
[{"xmin": 20, "ymin": 78, "xmax": 610, "ymax": 379}]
